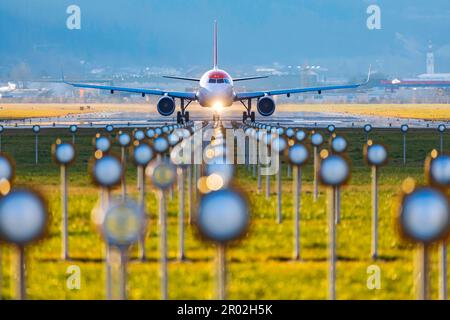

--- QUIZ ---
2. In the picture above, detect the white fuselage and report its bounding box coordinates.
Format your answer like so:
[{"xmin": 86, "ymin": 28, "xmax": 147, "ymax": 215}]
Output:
[{"xmin": 196, "ymin": 69, "xmax": 235, "ymax": 108}]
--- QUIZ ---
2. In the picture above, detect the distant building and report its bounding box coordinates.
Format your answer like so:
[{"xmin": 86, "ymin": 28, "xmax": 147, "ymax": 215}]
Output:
[{"xmin": 381, "ymin": 41, "xmax": 450, "ymax": 88}]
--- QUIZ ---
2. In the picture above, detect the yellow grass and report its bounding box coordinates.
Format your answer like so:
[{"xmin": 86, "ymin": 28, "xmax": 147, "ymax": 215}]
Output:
[
  {"xmin": 0, "ymin": 103, "xmax": 449, "ymax": 120},
  {"xmin": 279, "ymin": 104, "xmax": 450, "ymax": 120},
  {"xmin": 0, "ymin": 103, "xmax": 151, "ymax": 119}
]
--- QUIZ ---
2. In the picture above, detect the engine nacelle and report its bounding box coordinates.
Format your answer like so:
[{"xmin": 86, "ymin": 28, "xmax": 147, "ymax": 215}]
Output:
[
  {"xmin": 257, "ymin": 96, "xmax": 276, "ymax": 116},
  {"xmin": 157, "ymin": 96, "xmax": 176, "ymax": 116}
]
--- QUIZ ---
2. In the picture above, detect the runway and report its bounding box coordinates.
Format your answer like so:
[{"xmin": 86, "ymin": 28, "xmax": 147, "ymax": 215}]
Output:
[{"xmin": 0, "ymin": 106, "xmax": 448, "ymax": 129}]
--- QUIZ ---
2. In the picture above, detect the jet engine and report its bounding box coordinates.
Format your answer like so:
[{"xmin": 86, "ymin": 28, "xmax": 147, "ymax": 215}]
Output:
[
  {"xmin": 157, "ymin": 96, "xmax": 176, "ymax": 116},
  {"xmin": 257, "ymin": 96, "xmax": 276, "ymax": 116}
]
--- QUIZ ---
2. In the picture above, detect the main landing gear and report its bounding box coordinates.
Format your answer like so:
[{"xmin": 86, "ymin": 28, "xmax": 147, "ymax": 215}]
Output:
[
  {"xmin": 242, "ymin": 111, "xmax": 255, "ymax": 122},
  {"xmin": 177, "ymin": 99, "xmax": 191, "ymax": 124},
  {"xmin": 241, "ymin": 99, "xmax": 255, "ymax": 123}
]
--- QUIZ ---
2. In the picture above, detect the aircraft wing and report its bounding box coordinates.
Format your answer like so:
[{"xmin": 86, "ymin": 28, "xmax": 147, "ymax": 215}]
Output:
[
  {"xmin": 235, "ymin": 67, "xmax": 371, "ymax": 100},
  {"xmin": 162, "ymin": 76, "xmax": 200, "ymax": 82},
  {"xmin": 66, "ymin": 82, "xmax": 197, "ymax": 100}
]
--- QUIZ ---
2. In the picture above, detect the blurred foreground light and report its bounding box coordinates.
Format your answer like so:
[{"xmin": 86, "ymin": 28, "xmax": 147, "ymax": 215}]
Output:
[
  {"xmin": 319, "ymin": 155, "xmax": 350, "ymax": 186},
  {"xmin": 0, "ymin": 190, "xmax": 47, "ymax": 245},
  {"xmin": 92, "ymin": 155, "xmax": 122, "ymax": 188},
  {"xmin": 366, "ymin": 144, "xmax": 388, "ymax": 167},
  {"xmin": 288, "ymin": 144, "xmax": 309, "ymax": 166},
  {"xmin": 153, "ymin": 136, "xmax": 169, "ymax": 154},
  {"xmin": 428, "ymin": 154, "xmax": 450, "ymax": 188},
  {"xmin": 133, "ymin": 143, "xmax": 154, "ymax": 167},
  {"xmin": 197, "ymin": 189, "xmax": 248, "ymax": 243},
  {"xmin": 295, "ymin": 130, "xmax": 306, "ymax": 142},
  {"xmin": 102, "ymin": 201, "xmax": 143, "ymax": 248},
  {"xmin": 0, "ymin": 155, "xmax": 14, "ymax": 181},
  {"xmin": 134, "ymin": 130, "xmax": 145, "ymax": 141},
  {"xmin": 146, "ymin": 128, "xmax": 155, "ymax": 139},
  {"xmin": 95, "ymin": 136, "xmax": 111, "ymax": 153},
  {"xmin": 271, "ymin": 137, "xmax": 287, "ymax": 153},
  {"xmin": 285, "ymin": 128, "xmax": 295, "ymax": 138},
  {"xmin": 311, "ymin": 132, "xmax": 324, "ymax": 147},
  {"xmin": 206, "ymin": 173, "xmax": 224, "ymax": 191},
  {"xmin": 399, "ymin": 187, "xmax": 450, "ymax": 243},
  {"xmin": 54, "ymin": 142, "xmax": 75, "ymax": 165},
  {"xmin": 331, "ymin": 136, "xmax": 348, "ymax": 154},
  {"xmin": 146, "ymin": 160, "xmax": 176, "ymax": 190},
  {"xmin": 118, "ymin": 132, "xmax": 131, "ymax": 147}
]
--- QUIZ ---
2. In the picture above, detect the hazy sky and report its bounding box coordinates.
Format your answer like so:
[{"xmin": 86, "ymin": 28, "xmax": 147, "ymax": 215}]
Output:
[{"xmin": 1, "ymin": 0, "xmax": 450, "ymax": 77}]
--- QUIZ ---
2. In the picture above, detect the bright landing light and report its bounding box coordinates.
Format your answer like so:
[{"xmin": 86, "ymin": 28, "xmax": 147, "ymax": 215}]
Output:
[{"xmin": 213, "ymin": 101, "xmax": 224, "ymax": 113}]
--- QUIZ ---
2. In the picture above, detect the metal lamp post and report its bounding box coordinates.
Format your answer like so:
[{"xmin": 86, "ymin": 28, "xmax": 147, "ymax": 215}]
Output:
[
  {"xmin": 288, "ymin": 143, "xmax": 309, "ymax": 260},
  {"xmin": 330, "ymin": 136, "xmax": 348, "ymax": 224},
  {"xmin": 101, "ymin": 200, "xmax": 144, "ymax": 300},
  {"xmin": 310, "ymin": 131, "xmax": 324, "ymax": 202},
  {"xmin": 117, "ymin": 132, "xmax": 132, "ymax": 199},
  {"xmin": 132, "ymin": 142, "xmax": 154, "ymax": 261},
  {"xmin": 438, "ymin": 124, "xmax": 446, "ymax": 153},
  {"xmin": 32, "ymin": 125, "xmax": 40, "ymax": 164},
  {"xmin": 146, "ymin": 158, "xmax": 176, "ymax": 300},
  {"xmin": 91, "ymin": 154, "xmax": 123, "ymax": 300},
  {"xmin": 0, "ymin": 190, "xmax": 48, "ymax": 300},
  {"xmin": 196, "ymin": 189, "xmax": 249, "ymax": 300},
  {"xmin": 52, "ymin": 141, "xmax": 76, "ymax": 260},
  {"xmin": 0, "ymin": 125, "xmax": 4, "ymax": 152},
  {"xmin": 398, "ymin": 182, "xmax": 450, "ymax": 300},
  {"xmin": 425, "ymin": 151, "xmax": 450, "ymax": 300},
  {"xmin": 69, "ymin": 125, "xmax": 78, "ymax": 145},
  {"xmin": 319, "ymin": 152, "xmax": 350, "ymax": 300},
  {"xmin": 271, "ymin": 136, "xmax": 287, "ymax": 224},
  {"xmin": 364, "ymin": 142, "xmax": 388, "ymax": 260},
  {"xmin": 364, "ymin": 124, "xmax": 373, "ymax": 143},
  {"xmin": 401, "ymin": 124, "xmax": 409, "ymax": 165}
]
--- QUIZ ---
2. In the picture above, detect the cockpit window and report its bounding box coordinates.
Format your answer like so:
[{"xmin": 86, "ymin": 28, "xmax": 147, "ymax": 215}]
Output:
[
  {"xmin": 217, "ymin": 79, "xmax": 224, "ymax": 83},
  {"xmin": 208, "ymin": 79, "xmax": 217, "ymax": 83},
  {"xmin": 223, "ymin": 79, "xmax": 230, "ymax": 84}
]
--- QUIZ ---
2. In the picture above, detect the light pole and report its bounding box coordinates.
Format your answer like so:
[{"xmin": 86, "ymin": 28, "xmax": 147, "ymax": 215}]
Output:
[
  {"xmin": 401, "ymin": 124, "xmax": 409, "ymax": 165},
  {"xmin": 100, "ymin": 200, "xmax": 144, "ymax": 300},
  {"xmin": 32, "ymin": 125, "xmax": 40, "ymax": 164},
  {"xmin": 310, "ymin": 131, "xmax": 324, "ymax": 202},
  {"xmin": 117, "ymin": 131, "xmax": 131, "ymax": 200},
  {"xmin": 364, "ymin": 142, "xmax": 388, "ymax": 260},
  {"xmin": 0, "ymin": 190, "xmax": 48, "ymax": 300},
  {"xmin": 425, "ymin": 151, "xmax": 450, "ymax": 300},
  {"xmin": 91, "ymin": 154, "xmax": 123, "ymax": 300},
  {"xmin": 288, "ymin": 143, "xmax": 309, "ymax": 260},
  {"xmin": 146, "ymin": 158, "xmax": 176, "ymax": 300},
  {"xmin": 330, "ymin": 136, "xmax": 348, "ymax": 224},
  {"xmin": 69, "ymin": 125, "xmax": 78, "ymax": 145},
  {"xmin": 196, "ymin": 189, "xmax": 249, "ymax": 300},
  {"xmin": 132, "ymin": 142, "xmax": 154, "ymax": 261},
  {"xmin": 319, "ymin": 152, "xmax": 350, "ymax": 300},
  {"xmin": 398, "ymin": 182, "xmax": 450, "ymax": 300},
  {"xmin": 52, "ymin": 141, "xmax": 76, "ymax": 260}
]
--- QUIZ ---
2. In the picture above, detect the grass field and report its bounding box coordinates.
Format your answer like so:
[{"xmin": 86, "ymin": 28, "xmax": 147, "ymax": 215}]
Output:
[
  {"xmin": 0, "ymin": 126, "xmax": 448, "ymax": 300},
  {"xmin": 1, "ymin": 103, "xmax": 450, "ymax": 121},
  {"xmin": 280, "ymin": 104, "xmax": 450, "ymax": 121}
]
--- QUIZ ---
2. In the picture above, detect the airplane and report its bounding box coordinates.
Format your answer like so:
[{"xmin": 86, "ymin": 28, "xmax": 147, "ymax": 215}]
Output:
[
  {"xmin": 66, "ymin": 22, "xmax": 370, "ymax": 124},
  {"xmin": 0, "ymin": 82, "xmax": 17, "ymax": 93}
]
